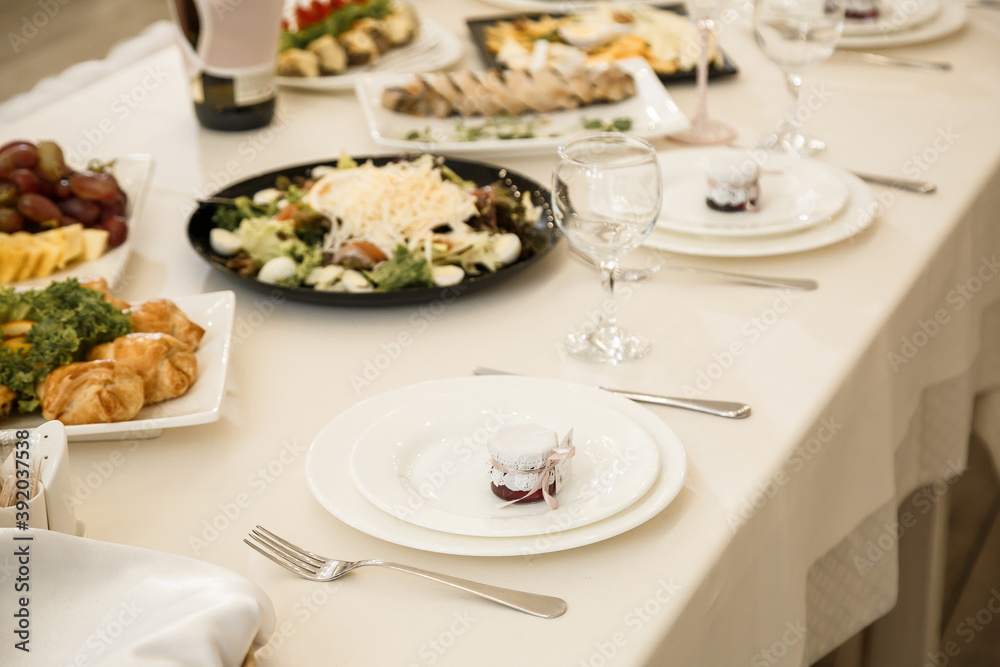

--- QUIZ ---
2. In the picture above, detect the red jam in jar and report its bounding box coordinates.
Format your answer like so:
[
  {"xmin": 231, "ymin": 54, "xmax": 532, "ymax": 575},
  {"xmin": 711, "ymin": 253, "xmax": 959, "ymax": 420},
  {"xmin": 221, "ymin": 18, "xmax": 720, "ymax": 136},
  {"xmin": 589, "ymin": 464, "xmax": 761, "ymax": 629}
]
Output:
[{"xmin": 487, "ymin": 423, "xmax": 569, "ymax": 505}]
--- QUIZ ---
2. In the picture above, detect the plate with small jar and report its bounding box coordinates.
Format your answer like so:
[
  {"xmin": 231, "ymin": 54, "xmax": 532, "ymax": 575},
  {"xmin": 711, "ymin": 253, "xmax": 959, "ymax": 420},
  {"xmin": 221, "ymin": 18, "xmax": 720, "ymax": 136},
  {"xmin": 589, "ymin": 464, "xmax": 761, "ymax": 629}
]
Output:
[
  {"xmin": 348, "ymin": 383, "xmax": 662, "ymax": 537},
  {"xmin": 654, "ymin": 148, "xmax": 850, "ymax": 238},
  {"xmin": 305, "ymin": 375, "xmax": 687, "ymax": 556}
]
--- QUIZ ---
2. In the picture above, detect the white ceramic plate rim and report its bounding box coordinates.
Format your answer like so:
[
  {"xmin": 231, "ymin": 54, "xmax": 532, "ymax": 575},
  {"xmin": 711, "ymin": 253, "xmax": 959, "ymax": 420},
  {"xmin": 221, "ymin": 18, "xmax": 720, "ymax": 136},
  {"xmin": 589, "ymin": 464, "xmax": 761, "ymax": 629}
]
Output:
[
  {"xmin": 277, "ymin": 19, "xmax": 463, "ymax": 92},
  {"xmin": 349, "ymin": 385, "xmax": 661, "ymax": 537},
  {"xmin": 354, "ymin": 58, "xmax": 691, "ymax": 157},
  {"xmin": 1, "ymin": 291, "xmax": 235, "ymax": 441},
  {"xmin": 843, "ymin": 0, "xmax": 940, "ymax": 36},
  {"xmin": 305, "ymin": 376, "xmax": 688, "ymax": 556},
  {"xmin": 838, "ymin": 1, "xmax": 966, "ymax": 48},
  {"xmin": 17, "ymin": 154, "xmax": 153, "ymax": 291},
  {"xmin": 655, "ymin": 148, "xmax": 850, "ymax": 238},
  {"xmin": 643, "ymin": 166, "xmax": 877, "ymax": 257}
]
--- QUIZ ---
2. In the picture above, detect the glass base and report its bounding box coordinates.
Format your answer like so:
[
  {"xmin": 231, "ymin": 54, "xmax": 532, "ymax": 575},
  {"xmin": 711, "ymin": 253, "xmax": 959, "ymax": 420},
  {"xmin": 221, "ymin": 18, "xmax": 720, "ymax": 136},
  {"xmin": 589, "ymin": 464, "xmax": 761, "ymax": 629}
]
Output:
[
  {"xmin": 754, "ymin": 130, "xmax": 826, "ymax": 156},
  {"xmin": 671, "ymin": 118, "xmax": 738, "ymax": 146},
  {"xmin": 564, "ymin": 325, "xmax": 650, "ymax": 365}
]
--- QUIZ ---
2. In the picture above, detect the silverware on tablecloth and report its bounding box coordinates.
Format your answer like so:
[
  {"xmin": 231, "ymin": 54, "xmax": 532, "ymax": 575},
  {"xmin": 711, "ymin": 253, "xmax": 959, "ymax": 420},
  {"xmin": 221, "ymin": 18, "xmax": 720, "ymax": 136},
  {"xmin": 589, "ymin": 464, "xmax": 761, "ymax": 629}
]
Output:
[
  {"xmin": 567, "ymin": 245, "xmax": 818, "ymax": 291},
  {"xmin": 833, "ymin": 49, "xmax": 952, "ymax": 71},
  {"xmin": 850, "ymin": 172, "xmax": 937, "ymax": 193},
  {"xmin": 473, "ymin": 367, "xmax": 752, "ymax": 419},
  {"xmin": 245, "ymin": 526, "xmax": 568, "ymax": 619}
]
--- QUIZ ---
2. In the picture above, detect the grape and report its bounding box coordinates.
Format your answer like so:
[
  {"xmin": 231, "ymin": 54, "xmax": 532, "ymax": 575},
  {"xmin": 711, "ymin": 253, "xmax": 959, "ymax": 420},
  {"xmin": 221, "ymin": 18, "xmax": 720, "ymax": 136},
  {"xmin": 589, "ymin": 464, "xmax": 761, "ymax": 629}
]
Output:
[
  {"xmin": 16, "ymin": 193, "xmax": 61, "ymax": 223},
  {"xmin": 36, "ymin": 141, "xmax": 66, "ymax": 181},
  {"xmin": 0, "ymin": 208, "xmax": 24, "ymax": 233},
  {"xmin": 0, "ymin": 141, "xmax": 34, "ymax": 154},
  {"xmin": 54, "ymin": 178, "xmax": 71, "ymax": 199},
  {"xmin": 100, "ymin": 191, "xmax": 127, "ymax": 219},
  {"xmin": 69, "ymin": 171, "xmax": 117, "ymax": 201},
  {"xmin": 9, "ymin": 169, "xmax": 40, "ymax": 194},
  {"xmin": 58, "ymin": 197, "xmax": 100, "ymax": 225},
  {"xmin": 60, "ymin": 215, "xmax": 83, "ymax": 228},
  {"xmin": 101, "ymin": 215, "xmax": 128, "ymax": 248},
  {"xmin": 0, "ymin": 144, "xmax": 38, "ymax": 179}
]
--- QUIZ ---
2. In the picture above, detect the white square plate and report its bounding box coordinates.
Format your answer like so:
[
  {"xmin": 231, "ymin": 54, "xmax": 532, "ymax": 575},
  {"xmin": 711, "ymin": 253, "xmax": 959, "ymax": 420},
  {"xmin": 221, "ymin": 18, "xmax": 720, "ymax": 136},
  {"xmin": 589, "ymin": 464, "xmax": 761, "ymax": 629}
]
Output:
[
  {"xmin": 2, "ymin": 291, "xmax": 235, "ymax": 442},
  {"xmin": 355, "ymin": 58, "xmax": 690, "ymax": 157}
]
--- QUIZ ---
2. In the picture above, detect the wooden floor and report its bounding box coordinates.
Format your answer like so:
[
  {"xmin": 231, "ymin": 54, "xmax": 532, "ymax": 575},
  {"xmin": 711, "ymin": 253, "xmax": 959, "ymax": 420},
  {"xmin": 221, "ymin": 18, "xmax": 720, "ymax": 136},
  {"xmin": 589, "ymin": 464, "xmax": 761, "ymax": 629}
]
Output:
[{"xmin": 3, "ymin": 1, "xmax": 1000, "ymax": 664}]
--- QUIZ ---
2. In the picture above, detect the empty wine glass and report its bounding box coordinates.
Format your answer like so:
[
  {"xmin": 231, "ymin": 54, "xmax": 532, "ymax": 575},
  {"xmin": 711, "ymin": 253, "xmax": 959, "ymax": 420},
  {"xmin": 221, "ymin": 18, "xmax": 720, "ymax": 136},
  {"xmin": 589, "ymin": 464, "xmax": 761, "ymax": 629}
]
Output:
[
  {"xmin": 552, "ymin": 134, "xmax": 662, "ymax": 364},
  {"xmin": 753, "ymin": 0, "xmax": 845, "ymax": 154},
  {"xmin": 671, "ymin": 0, "xmax": 737, "ymax": 145}
]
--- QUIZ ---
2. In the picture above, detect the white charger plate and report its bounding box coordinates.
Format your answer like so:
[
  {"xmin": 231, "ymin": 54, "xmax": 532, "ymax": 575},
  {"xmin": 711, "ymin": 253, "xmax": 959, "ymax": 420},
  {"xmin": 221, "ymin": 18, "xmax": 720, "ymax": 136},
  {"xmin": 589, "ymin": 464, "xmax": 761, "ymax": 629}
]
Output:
[
  {"xmin": 2, "ymin": 291, "xmax": 235, "ymax": 442},
  {"xmin": 355, "ymin": 58, "xmax": 690, "ymax": 157},
  {"xmin": 306, "ymin": 376, "xmax": 687, "ymax": 556},
  {"xmin": 838, "ymin": 1, "xmax": 966, "ymax": 48},
  {"xmin": 350, "ymin": 384, "xmax": 660, "ymax": 537},
  {"xmin": 17, "ymin": 154, "xmax": 153, "ymax": 291},
  {"xmin": 278, "ymin": 19, "xmax": 463, "ymax": 92},
  {"xmin": 843, "ymin": 0, "xmax": 940, "ymax": 36},
  {"xmin": 657, "ymin": 148, "xmax": 850, "ymax": 238},
  {"xmin": 644, "ymin": 165, "xmax": 877, "ymax": 257}
]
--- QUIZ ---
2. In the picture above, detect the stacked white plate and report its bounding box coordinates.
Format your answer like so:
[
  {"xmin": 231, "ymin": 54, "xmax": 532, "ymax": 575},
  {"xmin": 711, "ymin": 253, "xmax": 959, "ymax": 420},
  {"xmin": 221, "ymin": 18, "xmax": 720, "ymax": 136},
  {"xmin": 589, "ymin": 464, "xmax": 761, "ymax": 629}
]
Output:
[
  {"xmin": 644, "ymin": 148, "xmax": 879, "ymax": 258},
  {"xmin": 305, "ymin": 376, "xmax": 687, "ymax": 556},
  {"xmin": 838, "ymin": 0, "xmax": 967, "ymax": 49}
]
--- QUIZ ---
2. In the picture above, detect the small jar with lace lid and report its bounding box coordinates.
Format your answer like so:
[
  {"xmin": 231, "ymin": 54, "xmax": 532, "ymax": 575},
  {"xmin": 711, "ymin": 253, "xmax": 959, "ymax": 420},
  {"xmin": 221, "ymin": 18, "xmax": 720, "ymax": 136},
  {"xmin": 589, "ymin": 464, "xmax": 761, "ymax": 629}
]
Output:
[
  {"xmin": 706, "ymin": 158, "xmax": 760, "ymax": 213},
  {"xmin": 487, "ymin": 423, "xmax": 574, "ymax": 508}
]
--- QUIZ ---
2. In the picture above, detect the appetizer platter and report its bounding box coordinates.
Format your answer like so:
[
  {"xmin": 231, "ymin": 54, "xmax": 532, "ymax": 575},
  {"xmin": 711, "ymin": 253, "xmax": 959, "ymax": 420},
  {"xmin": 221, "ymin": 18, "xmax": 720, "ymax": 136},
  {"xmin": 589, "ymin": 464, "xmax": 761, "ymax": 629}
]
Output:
[
  {"xmin": 276, "ymin": 0, "xmax": 463, "ymax": 91},
  {"xmin": 0, "ymin": 140, "xmax": 152, "ymax": 289},
  {"xmin": 0, "ymin": 280, "xmax": 234, "ymax": 441},
  {"xmin": 466, "ymin": 4, "xmax": 738, "ymax": 85},
  {"xmin": 187, "ymin": 154, "xmax": 559, "ymax": 306},
  {"xmin": 355, "ymin": 58, "xmax": 690, "ymax": 155}
]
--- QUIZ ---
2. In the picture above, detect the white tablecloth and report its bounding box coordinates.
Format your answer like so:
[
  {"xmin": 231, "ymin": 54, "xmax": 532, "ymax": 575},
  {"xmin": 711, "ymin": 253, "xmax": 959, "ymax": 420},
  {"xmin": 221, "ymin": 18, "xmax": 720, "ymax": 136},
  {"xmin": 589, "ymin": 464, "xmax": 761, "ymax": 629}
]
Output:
[{"xmin": 1, "ymin": 2, "xmax": 999, "ymax": 664}]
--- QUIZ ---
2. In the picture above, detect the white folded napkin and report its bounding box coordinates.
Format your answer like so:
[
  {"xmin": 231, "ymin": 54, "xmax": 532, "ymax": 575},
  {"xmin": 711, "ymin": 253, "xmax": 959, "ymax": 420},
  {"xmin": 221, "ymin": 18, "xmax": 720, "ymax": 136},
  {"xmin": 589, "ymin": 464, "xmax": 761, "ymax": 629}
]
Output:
[{"xmin": 0, "ymin": 528, "xmax": 274, "ymax": 666}]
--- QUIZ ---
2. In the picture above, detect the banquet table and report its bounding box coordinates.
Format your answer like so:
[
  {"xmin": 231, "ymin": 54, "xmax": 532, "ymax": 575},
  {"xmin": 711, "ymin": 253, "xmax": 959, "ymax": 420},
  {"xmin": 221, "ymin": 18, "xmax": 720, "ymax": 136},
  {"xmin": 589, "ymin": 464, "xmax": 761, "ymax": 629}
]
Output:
[{"xmin": 2, "ymin": 1, "xmax": 1000, "ymax": 665}]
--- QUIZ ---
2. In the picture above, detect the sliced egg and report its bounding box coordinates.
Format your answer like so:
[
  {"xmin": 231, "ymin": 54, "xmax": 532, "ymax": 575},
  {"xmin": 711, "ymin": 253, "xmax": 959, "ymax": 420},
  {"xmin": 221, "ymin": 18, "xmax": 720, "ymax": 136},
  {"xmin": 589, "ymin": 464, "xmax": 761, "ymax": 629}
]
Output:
[
  {"xmin": 493, "ymin": 233, "xmax": 522, "ymax": 266},
  {"xmin": 257, "ymin": 256, "xmax": 297, "ymax": 284},
  {"xmin": 432, "ymin": 265, "xmax": 465, "ymax": 287},
  {"xmin": 252, "ymin": 188, "xmax": 282, "ymax": 206},
  {"xmin": 341, "ymin": 269, "xmax": 374, "ymax": 293},
  {"xmin": 305, "ymin": 264, "xmax": 345, "ymax": 289},
  {"xmin": 209, "ymin": 228, "xmax": 243, "ymax": 257}
]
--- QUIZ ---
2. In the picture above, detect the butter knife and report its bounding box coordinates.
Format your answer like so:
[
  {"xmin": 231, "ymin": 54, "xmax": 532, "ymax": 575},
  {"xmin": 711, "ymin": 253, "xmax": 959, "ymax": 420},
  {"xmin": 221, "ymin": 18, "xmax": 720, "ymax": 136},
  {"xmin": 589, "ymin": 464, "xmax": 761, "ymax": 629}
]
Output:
[
  {"xmin": 851, "ymin": 172, "xmax": 937, "ymax": 194},
  {"xmin": 473, "ymin": 367, "xmax": 752, "ymax": 419},
  {"xmin": 834, "ymin": 49, "xmax": 952, "ymax": 71}
]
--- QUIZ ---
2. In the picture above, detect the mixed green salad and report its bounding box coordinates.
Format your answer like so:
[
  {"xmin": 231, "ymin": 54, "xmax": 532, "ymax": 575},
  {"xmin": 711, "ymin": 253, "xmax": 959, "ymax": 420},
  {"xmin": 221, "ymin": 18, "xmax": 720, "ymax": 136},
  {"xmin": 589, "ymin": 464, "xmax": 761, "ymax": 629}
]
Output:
[{"xmin": 208, "ymin": 154, "xmax": 542, "ymax": 293}]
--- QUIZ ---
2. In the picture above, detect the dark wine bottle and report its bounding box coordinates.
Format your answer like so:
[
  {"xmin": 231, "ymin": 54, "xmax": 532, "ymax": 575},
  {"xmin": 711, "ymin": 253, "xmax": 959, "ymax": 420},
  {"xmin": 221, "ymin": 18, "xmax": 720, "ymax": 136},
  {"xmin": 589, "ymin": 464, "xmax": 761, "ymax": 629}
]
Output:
[{"xmin": 169, "ymin": 0, "xmax": 281, "ymax": 132}]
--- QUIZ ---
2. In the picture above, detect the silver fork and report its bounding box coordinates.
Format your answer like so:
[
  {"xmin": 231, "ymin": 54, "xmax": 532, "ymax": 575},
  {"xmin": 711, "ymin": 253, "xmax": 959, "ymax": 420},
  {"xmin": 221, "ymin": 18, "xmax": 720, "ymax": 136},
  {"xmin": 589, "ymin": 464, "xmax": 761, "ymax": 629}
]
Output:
[{"xmin": 244, "ymin": 526, "xmax": 568, "ymax": 619}]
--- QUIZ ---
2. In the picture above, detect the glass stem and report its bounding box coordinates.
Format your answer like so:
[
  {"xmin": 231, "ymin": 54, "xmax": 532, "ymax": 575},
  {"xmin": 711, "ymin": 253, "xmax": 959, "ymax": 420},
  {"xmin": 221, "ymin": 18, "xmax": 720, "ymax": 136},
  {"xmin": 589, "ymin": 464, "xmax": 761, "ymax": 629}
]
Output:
[
  {"xmin": 692, "ymin": 23, "xmax": 711, "ymax": 129},
  {"xmin": 599, "ymin": 257, "xmax": 619, "ymax": 330},
  {"xmin": 780, "ymin": 70, "xmax": 804, "ymax": 136}
]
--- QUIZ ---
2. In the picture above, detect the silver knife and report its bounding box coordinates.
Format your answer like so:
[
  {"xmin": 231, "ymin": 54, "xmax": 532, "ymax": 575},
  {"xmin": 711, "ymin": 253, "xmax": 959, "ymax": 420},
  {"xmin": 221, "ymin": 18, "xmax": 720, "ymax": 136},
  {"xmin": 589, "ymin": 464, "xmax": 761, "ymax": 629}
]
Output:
[
  {"xmin": 834, "ymin": 49, "xmax": 952, "ymax": 71},
  {"xmin": 851, "ymin": 171, "xmax": 937, "ymax": 194},
  {"xmin": 473, "ymin": 367, "xmax": 752, "ymax": 419}
]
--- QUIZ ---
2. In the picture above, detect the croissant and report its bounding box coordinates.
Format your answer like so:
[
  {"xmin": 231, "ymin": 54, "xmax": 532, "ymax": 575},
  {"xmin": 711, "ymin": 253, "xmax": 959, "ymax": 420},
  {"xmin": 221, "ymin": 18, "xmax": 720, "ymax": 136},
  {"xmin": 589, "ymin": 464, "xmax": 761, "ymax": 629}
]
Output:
[
  {"xmin": 39, "ymin": 360, "xmax": 144, "ymax": 425},
  {"xmin": 0, "ymin": 384, "xmax": 15, "ymax": 421},
  {"xmin": 78, "ymin": 276, "xmax": 131, "ymax": 310},
  {"xmin": 88, "ymin": 333, "xmax": 197, "ymax": 404},
  {"xmin": 125, "ymin": 298, "xmax": 205, "ymax": 351}
]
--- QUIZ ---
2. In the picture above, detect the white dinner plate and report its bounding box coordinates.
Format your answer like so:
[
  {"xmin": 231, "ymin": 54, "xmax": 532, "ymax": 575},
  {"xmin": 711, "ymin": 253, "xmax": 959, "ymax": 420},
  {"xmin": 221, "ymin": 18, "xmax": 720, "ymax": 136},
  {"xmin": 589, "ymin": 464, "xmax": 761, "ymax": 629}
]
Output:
[
  {"xmin": 644, "ymin": 164, "xmax": 877, "ymax": 257},
  {"xmin": 355, "ymin": 58, "xmax": 690, "ymax": 157},
  {"xmin": 478, "ymin": 0, "xmax": 664, "ymax": 11},
  {"xmin": 350, "ymin": 384, "xmax": 660, "ymax": 537},
  {"xmin": 18, "ymin": 154, "xmax": 153, "ymax": 291},
  {"xmin": 843, "ymin": 0, "xmax": 939, "ymax": 36},
  {"xmin": 656, "ymin": 148, "xmax": 850, "ymax": 238},
  {"xmin": 306, "ymin": 376, "xmax": 687, "ymax": 556},
  {"xmin": 838, "ymin": 1, "xmax": 966, "ymax": 48},
  {"xmin": 2, "ymin": 291, "xmax": 235, "ymax": 442},
  {"xmin": 278, "ymin": 20, "xmax": 463, "ymax": 92}
]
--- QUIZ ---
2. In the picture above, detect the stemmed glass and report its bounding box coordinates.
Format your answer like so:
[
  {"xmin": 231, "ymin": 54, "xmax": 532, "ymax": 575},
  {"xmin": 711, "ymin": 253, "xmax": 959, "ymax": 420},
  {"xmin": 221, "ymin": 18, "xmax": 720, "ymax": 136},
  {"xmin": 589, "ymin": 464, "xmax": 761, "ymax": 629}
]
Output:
[
  {"xmin": 753, "ymin": 0, "xmax": 846, "ymax": 155},
  {"xmin": 552, "ymin": 134, "xmax": 662, "ymax": 364},
  {"xmin": 671, "ymin": 0, "xmax": 737, "ymax": 145}
]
